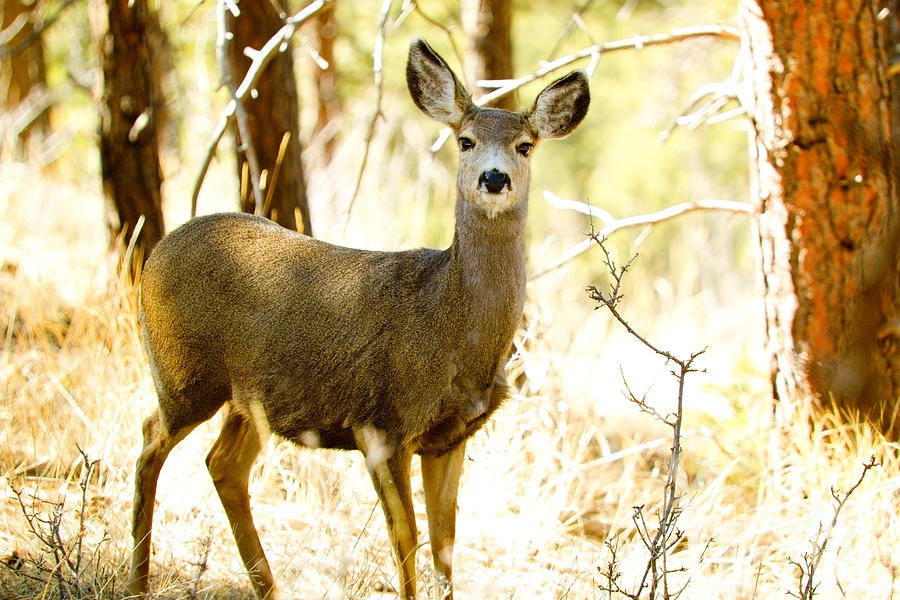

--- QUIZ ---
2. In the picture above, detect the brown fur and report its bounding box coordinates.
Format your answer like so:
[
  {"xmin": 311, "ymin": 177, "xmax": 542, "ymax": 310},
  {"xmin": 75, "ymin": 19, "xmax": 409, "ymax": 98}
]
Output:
[{"xmin": 127, "ymin": 38, "xmax": 589, "ymax": 599}]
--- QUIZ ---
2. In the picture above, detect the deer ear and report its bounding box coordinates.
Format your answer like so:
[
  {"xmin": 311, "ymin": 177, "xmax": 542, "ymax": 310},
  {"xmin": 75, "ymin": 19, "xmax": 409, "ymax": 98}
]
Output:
[
  {"xmin": 407, "ymin": 38, "xmax": 472, "ymax": 129},
  {"xmin": 527, "ymin": 71, "xmax": 590, "ymax": 139}
]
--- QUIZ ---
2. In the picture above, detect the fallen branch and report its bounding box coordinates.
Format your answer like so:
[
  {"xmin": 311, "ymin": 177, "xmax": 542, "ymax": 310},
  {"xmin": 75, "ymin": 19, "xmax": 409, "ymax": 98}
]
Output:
[
  {"xmin": 190, "ymin": 0, "xmax": 332, "ymax": 217},
  {"xmin": 530, "ymin": 192, "xmax": 754, "ymax": 280}
]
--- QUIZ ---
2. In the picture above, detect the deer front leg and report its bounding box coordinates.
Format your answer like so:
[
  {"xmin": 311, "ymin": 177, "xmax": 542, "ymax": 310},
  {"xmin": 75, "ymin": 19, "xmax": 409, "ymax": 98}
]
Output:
[
  {"xmin": 354, "ymin": 426, "xmax": 418, "ymax": 600},
  {"xmin": 421, "ymin": 440, "xmax": 466, "ymax": 600}
]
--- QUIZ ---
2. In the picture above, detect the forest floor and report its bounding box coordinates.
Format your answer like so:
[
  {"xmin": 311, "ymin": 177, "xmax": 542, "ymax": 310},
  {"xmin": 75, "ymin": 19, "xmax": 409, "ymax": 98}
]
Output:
[{"xmin": 1, "ymin": 154, "xmax": 899, "ymax": 600}]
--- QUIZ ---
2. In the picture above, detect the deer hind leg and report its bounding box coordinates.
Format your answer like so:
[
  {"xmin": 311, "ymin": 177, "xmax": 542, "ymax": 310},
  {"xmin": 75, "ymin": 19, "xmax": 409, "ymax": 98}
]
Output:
[
  {"xmin": 354, "ymin": 426, "xmax": 418, "ymax": 600},
  {"xmin": 421, "ymin": 440, "xmax": 466, "ymax": 600},
  {"xmin": 127, "ymin": 409, "xmax": 195, "ymax": 596},
  {"xmin": 206, "ymin": 407, "xmax": 276, "ymax": 599}
]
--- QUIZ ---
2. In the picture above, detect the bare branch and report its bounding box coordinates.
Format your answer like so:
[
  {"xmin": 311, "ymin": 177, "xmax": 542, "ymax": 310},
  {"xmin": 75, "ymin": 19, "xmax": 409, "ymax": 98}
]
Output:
[
  {"xmin": 343, "ymin": 0, "xmax": 393, "ymax": 227},
  {"xmin": 191, "ymin": 0, "xmax": 332, "ymax": 217},
  {"xmin": 789, "ymin": 456, "xmax": 879, "ymax": 600},
  {"xmin": 530, "ymin": 192, "xmax": 754, "ymax": 280},
  {"xmin": 0, "ymin": 0, "xmax": 80, "ymax": 61},
  {"xmin": 216, "ymin": 0, "xmax": 265, "ymax": 215},
  {"xmin": 591, "ymin": 235, "xmax": 707, "ymax": 599},
  {"xmin": 547, "ymin": 0, "xmax": 599, "ymax": 60},
  {"xmin": 430, "ymin": 24, "xmax": 739, "ymax": 152},
  {"xmin": 481, "ymin": 25, "xmax": 738, "ymax": 104},
  {"xmin": 660, "ymin": 39, "xmax": 747, "ymax": 142}
]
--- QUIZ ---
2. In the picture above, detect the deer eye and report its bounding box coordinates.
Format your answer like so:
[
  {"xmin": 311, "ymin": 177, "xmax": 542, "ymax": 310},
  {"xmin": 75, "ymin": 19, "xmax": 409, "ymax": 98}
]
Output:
[
  {"xmin": 516, "ymin": 142, "xmax": 533, "ymax": 157},
  {"xmin": 458, "ymin": 137, "xmax": 475, "ymax": 151}
]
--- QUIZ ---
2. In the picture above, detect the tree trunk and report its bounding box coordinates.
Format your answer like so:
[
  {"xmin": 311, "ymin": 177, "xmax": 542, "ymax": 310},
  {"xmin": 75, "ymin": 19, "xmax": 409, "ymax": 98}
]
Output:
[
  {"xmin": 312, "ymin": 0, "xmax": 339, "ymax": 160},
  {"xmin": 741, "ymin": 0, "xmax": 900, "ymax": 435},
  {"xmin": 461, "ymin": 0, "xmax": 515, "ymax": 110},
  {"xmin": 1, "ymin": 0, "xmax": 50, "ymax": 156},
  {"xmin": 226, "ymin": 0, "xmax": 312, "ymax": 235},
  {"xmin": 95, "ymin": 0, "xmax": 166, "ymax": 260}
]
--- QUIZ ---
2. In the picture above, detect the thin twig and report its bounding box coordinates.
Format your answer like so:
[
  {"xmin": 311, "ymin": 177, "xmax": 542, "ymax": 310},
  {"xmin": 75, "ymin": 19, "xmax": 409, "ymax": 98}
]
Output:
[
  {"xmin": 0, "ymin": 0, "xmax": 80, "ymax": 61},
  {"xmin": 430, "ymin": 24, "xmax": 739, "ymax": 152},
  {"xmin": 590, "ymin": 235, "xmax": 706, "ymax": 599},
  {"xmin": 789, "ymin": 455, "xmax": 879, "ymax": 600},
  {"xmin": 343, "ymin": 0, "xmax": 393, "ymax": 227},
  {"xmin": 547, "ymin": 0, "xmax": 599, "ymax": 60},
  {"xmin": 530, "ymin": 192, "xmax": 754, "ymax": 280},
  {"xmin": 216, "ymin": 0, "xmax": 265, "ymax": 215},
  {"xmin": 191, "ymin": 0, "xmax": 332, "ymax": 217},
  {"xmin": 660, "ymin": 40, "xmax": 747, "ymax": 143},
  {"xmin": 403, "ymin": 0, "xmax": 463, "ymax": 64}
]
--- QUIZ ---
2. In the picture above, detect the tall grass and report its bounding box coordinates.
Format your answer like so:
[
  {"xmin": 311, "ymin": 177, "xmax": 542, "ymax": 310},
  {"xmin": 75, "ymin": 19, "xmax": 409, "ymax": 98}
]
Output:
[{"xmin": 1, "ymin": 155, "xmax": 898, "ymax": 600}]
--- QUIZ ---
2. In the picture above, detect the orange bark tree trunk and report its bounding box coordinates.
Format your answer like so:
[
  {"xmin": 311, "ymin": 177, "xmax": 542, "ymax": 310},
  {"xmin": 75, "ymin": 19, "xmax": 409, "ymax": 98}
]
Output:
[
  {"xmin": 226, "ymin": 0, "xmax": 312, "ymax": 235},
  {"xmin": 740, "ymin": 0, "xmax": 900, "ymax": 434},
  {"xmin": 462, "ymin": 0, "xmax": 514, "ymax": 110}
]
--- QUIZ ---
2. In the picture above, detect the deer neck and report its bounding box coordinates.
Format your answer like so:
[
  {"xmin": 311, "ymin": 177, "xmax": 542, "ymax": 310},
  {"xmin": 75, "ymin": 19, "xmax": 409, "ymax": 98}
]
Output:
[{"xmin": 445, "ymin": 194, "xmax": 528, "ymax": 339}]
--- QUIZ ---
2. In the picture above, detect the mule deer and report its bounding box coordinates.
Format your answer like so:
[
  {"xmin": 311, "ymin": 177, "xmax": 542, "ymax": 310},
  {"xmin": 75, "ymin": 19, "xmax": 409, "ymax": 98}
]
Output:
[{"xmin": 127, "ymin": 38, "xmax": 589, "ymax": 599}]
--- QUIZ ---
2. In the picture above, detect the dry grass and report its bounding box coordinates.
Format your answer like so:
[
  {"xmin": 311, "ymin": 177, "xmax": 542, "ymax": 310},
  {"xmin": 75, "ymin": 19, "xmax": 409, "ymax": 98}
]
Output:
[{"xmin": 2, "ymin": 150, "xmax": 899, "ymax": 600}]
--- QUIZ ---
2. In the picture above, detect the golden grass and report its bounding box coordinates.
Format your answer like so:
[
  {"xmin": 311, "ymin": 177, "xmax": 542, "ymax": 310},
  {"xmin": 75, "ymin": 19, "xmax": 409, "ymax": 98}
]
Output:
[{"xmin": 1, "ymin": 155, "xmax": 899, "ymax": 600}]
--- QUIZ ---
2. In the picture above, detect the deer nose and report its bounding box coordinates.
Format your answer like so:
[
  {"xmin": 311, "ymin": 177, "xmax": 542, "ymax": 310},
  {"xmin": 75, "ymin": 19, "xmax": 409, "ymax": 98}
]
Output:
[{"xmin": 478, "ymin": 169, "xmax": 511, "ymax": 194}]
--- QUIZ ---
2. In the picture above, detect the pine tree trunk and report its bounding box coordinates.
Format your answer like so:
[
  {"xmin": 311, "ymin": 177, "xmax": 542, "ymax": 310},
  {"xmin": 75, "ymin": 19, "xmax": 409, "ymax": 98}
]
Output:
[
  {"xmin": 312, "ymin": 0, "xmax": 339, "ymax": 160},
  {"xmin": 95, "ymin": 0, "xmax": 166, "ymax": 259},
  {"xmin": 741, "ymin": 0, "xmax": 900, "ymax": 435},
  {"xmin": 1, "ymin": 0, "xmax": 50, "ymax": 156},
  {"xmin": 462, "ymin": 0, "xmax": 514, "ymax": 110},
  {"xmin": 226, "ymin": 0, "xmax": 312, "ymax": 235}
]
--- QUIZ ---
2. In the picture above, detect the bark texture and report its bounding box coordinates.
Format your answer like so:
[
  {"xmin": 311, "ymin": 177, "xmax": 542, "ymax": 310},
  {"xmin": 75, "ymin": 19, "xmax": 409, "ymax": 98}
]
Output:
[
  {"xmin": 226, "ymin": 0, "xmax": 312, "ymax": 235},
  {"xmin": 462, "ymin": 0, "xmax": 515, "ymax": 110},
  {"xmin": 1, "ymin": 0, "xmax": 50, "ymax": 155},
  {"xmin": 96, "ymin": 0, "xmax": 166, "ymax": 258},
  {"xmin": 312, "ymin": 0, "xmax": 339, "ymax": 159},
  {"xmin": 741, "ymin": 0, "xmax": 900, "ymax": 434}
]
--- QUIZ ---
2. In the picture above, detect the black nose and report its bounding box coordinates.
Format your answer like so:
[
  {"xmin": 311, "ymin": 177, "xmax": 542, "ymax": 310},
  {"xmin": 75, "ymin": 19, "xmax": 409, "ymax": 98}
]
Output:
[{"xmin": 479, "ymin": 169, "xmax": 511, "ymax": 194}]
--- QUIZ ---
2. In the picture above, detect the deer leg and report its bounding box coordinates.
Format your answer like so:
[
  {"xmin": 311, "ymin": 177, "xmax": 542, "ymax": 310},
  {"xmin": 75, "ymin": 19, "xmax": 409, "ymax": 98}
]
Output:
[
  {"xmin": 127, "ymin": 410, "xmax": 194, "ymax": 596},
  {"xmin": 421, "ymin": 440, "xmax": 466, "ymax": 600},
  {"xmin": 354, "ymin": 427, "xmax": 418, "ymax": 600},
  {"xmin": 206, "ymin": 408, "xmax": 276, "ymax": 599}
]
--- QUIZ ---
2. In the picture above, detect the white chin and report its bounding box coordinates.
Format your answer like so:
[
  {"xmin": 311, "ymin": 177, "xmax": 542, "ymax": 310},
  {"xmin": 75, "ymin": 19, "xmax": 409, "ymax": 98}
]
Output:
[{"xmin": 473, "ymin": 191, "xmax": 517, "ymax": 219}]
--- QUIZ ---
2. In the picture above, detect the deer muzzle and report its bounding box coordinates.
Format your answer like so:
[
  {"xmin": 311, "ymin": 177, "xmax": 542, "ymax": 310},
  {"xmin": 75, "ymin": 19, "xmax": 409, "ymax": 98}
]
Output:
[{"xmin": 478, "ymin": 169, "xmax": 511, "ymax": 194}]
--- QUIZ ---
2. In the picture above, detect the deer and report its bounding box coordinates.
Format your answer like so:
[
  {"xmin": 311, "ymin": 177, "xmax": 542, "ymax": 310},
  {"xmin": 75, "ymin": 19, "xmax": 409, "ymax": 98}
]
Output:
[{"xmin": 126, "ymin": 38, "xmax": 589, "ymax": 600}]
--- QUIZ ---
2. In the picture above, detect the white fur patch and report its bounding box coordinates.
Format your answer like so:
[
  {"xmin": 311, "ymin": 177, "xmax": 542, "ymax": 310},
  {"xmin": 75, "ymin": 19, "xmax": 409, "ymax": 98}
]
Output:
[
  {"xmin": 472, "ymin": 190, "xmax": 518, "ymax": 219},
  {"xmin": 248, "ymin": 400, "xmax": 272, "ymax": 443}
]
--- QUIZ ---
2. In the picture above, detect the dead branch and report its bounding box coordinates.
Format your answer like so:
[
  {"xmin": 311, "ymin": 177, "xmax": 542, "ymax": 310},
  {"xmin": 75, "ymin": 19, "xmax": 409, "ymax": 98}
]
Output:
[
  {"xmin": 788, "ymin": 456, "xmax": 879, "ymax": 600},
  {"xmin": 399, "ymin": 0, "xmax": 463, "ymax": 65},
  {"xmin": 190, "ymin": 0, "xmax": 332, "ymax": 217},
  {"xmin": 0, "ymin": 0, "xmax": 80, "ymax": 61},
  {"xmin": 660, "ymin": 36, "xmax": 747, "ymax": 142},
  {"xmin": 343, "ymin": 0, "xmax": 393, "ymax": 227},
  {"xmin": 429, "ymin": 24, "xmax": 739, "ymax": 152},
  {"xmin": 590, "ymin": 235, "xmax": 706, "ymax": 599},
  {"xmin": 480, "ymin": 25, "xmax": 738, "ymax": 104},
  {"xmin": 530, "ymin": 192, "xmax": 754, "ymax": 280},
  {"xmin": 216, "ymin": 0, "xmax": 265, "ymax": 215},
  {"xmin": 547, "ymin": 0, "xmax": 599, "ymax": 60}
]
